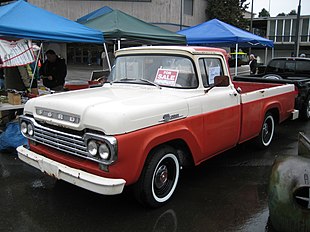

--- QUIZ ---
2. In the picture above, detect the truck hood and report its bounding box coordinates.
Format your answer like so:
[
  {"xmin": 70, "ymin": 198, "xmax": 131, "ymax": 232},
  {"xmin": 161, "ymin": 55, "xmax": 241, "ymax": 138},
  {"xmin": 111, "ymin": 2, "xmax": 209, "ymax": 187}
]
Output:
[{"xmin": 24, "ymin": 85, "xmax": 191, "ymax": 135}]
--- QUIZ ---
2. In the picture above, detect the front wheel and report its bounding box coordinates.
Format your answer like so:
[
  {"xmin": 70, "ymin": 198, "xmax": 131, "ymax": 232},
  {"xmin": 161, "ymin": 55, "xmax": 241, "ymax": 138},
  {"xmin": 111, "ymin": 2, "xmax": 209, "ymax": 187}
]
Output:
[
  {"xmin": 134, "ymin": 145, "xmax": 180, "ymax": 208},
  {"xmin": 255, "ymin": 112, "xmax": 275, "ymax": 148}
]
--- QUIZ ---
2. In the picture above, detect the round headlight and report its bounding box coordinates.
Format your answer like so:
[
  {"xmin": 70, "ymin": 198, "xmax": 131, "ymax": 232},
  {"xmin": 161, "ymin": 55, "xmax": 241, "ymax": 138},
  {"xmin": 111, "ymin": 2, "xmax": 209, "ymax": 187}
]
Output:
[
  {"xmin": 99, "ymin": 143, "xmax": 110, "ymax": 160},
  {"xmin": 27, "ymin": 123, "xmax": 34, "ymax": 136},
  {"xmin": 21, "ymin": 121, "xmax": 28, "ymax": 135},
  {"xmin": 87, "ymin": 140, "xmax": 98, "ymax": 156}
]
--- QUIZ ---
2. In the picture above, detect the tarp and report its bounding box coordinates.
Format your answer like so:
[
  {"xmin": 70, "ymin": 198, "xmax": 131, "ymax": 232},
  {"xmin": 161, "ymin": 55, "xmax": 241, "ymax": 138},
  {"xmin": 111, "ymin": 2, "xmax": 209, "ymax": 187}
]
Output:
[
  {"xmin": 178, "ymin": 19, "xmax": 274, "ymax": 48},
  {"xmin": 82, "ymin": 9, "xmax": 186, "ymax": 45},
  {"xmin": 76, "ymin": 6, "xmax": 113, "ymax": 24},
  {"xmin": 0, "ymin": 0, "xmax": 104, "ymax": 44}
]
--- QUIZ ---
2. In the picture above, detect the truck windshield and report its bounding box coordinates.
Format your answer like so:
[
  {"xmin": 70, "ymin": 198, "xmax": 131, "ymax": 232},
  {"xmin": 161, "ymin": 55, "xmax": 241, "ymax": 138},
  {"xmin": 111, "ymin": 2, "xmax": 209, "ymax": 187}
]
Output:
[{"xmin": 109, "ymin": 55, "xmax": 198, "ymax": 88}]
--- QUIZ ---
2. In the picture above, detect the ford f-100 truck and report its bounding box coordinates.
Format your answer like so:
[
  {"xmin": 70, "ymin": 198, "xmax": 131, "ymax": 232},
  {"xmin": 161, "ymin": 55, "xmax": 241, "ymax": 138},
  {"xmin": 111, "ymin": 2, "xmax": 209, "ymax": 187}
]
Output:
[{"xmin": 17, "ymin": 46, "xmax": 298, "ymax": 207}]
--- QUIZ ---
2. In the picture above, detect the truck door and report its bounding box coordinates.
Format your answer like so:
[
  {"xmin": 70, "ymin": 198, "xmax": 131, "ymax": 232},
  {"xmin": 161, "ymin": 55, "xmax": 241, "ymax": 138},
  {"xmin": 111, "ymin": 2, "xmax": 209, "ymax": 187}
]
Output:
[{"xmin": 199, "ymin": 57, "xmax": 241, "ymax": 158}]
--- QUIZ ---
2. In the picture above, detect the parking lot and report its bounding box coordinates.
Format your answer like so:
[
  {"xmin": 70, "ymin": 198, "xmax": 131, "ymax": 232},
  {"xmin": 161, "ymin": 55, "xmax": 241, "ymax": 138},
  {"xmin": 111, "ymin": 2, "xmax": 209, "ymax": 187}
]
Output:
[{"xmin": 1, "ymin": 116, "xmax": 309, "ymax": 232}]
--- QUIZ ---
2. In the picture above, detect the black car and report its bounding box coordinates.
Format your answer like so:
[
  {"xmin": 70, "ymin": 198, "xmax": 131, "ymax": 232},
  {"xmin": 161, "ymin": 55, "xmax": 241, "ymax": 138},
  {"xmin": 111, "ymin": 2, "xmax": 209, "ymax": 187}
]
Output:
[{"xmin": 258, "ymin": 57, "xmax": 310, "ymax": 80}]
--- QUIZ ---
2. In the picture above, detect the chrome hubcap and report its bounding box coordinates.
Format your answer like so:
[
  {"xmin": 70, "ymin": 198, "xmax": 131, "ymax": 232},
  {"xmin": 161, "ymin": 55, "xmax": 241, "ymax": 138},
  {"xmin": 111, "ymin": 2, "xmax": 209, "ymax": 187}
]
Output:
[{"xmin": 155, "ymin": 165, "xmax": 168, "ymax": 189}]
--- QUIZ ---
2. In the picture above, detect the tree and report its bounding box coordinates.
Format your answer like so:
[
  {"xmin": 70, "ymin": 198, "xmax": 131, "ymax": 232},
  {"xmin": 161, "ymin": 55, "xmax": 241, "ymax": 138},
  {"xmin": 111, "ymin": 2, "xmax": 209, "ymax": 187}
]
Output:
[
  {"xmin": 206, "ymin": 0, "xmax": 249, "ymax": 30},
  {"xmin": 288, "ymin": 10, "xmax": 297, "ymax": 15},
  {"xmin": 277, "ymin": 13, "xmax": 286, "ymax": 16},
  {"xmin": 258, "ymin": 8, "xmax": 270, "ymax": 17}
]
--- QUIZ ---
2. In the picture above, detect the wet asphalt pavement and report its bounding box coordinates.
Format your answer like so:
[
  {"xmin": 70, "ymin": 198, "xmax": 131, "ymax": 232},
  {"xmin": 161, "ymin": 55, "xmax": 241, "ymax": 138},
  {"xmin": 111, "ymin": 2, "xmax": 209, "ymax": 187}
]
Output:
[{"xmin": 1, "ymin": 118, "xmax": 310, "ymax": 232}]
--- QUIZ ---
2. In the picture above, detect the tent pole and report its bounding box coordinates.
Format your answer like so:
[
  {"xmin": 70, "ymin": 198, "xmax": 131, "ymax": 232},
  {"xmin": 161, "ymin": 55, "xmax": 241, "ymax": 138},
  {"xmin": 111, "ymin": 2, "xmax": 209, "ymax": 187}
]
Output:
[
  {"xmin": 103, "ymin": 42, "xmax": 111, "ymax": 71},
  {"xmin": 272, "ymin": 47, "xmax": 274, "ymax": 59},
  {"xmin": 235, "ymin": 43, "xmax": 238, "ymax": 76},
  {"xmin": 265, "ymin": 47, "xmax": 268, "ymax": 64},
  {"xmin": 30, "ymin": 42, "xmax": 43, "ymax": 90},
  {"xmin": 118, "ymin": 40, "xmax": 121, "ymax": 50}
]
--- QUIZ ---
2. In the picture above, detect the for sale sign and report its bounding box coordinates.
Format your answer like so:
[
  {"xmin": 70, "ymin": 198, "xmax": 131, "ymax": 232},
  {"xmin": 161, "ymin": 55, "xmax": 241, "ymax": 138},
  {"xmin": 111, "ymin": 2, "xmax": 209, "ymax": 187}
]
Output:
[{"xmin": 155, "ymin": 69, "xmax": 179, "ymax": 86}]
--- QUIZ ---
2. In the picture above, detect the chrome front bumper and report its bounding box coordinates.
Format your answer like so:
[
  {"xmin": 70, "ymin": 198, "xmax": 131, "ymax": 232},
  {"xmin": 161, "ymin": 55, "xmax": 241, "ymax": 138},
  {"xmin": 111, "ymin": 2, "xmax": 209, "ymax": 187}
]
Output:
[{"xmin": 17, "ymin": 146, "xmax": 126, "ymax": 195}]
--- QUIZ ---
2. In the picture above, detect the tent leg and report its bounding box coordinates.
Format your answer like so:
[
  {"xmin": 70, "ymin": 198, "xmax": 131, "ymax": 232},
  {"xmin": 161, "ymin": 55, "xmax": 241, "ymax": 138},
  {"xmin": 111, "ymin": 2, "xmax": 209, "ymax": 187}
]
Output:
[
  {"xmin": 118, "ymin": 40, "xmax": 121, "ymax": 50},
  {"xmin": 103, "ymin": 43, "xmax": 111, "ymax": 71},
  {"xmin": 235, "ymin": 43, "xmax": 238, "ymax": 76},
  {"xmin": 30, "ymin": 42, "xmax": 43, "ymax": 89},
  {"xmin": 265, "ymin": 47, "xmax": 268, "ymax": 64}
]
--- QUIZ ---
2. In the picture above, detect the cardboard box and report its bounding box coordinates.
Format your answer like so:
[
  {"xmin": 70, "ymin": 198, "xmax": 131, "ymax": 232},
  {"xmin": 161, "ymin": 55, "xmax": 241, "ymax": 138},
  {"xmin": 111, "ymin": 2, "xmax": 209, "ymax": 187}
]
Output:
[{"xmin": 8, "ymin": 92, "xmax": 22, "ymax": 105}]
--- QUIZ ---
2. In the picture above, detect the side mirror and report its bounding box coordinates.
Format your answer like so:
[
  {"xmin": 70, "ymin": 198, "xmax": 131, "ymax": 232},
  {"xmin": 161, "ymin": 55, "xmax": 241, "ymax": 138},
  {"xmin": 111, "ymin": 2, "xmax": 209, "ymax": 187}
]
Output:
[{"xmin": 214, "ymin": 75, "xmax": 230, "ymax": 87}]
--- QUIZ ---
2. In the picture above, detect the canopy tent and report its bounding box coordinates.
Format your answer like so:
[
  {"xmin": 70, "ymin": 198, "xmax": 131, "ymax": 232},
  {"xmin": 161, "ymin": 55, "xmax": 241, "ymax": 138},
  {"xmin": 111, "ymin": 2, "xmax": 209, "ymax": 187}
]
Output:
[
  {"xmin": 178, "ymin": 19, "xmax": 274, "ymax": 75},
  {"xmin": 0, "ymin": 0, "xmax": 104, "ymax": 44},
  {"xmin": 76, "ymin": 6, "xmax": 113, "ymax": 24},
  {"xmin": 178, "ymin": 19, "xmax": 273, "ymax": 47},
  {"xmin": 82, "ymin": 9, "xmax": 186, "ymax": 47}
]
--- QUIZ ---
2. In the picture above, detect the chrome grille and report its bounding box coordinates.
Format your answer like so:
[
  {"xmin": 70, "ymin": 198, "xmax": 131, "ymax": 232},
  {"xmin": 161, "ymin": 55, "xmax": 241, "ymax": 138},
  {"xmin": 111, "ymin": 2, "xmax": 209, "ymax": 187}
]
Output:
[
  {"xmin": 20, "ymin": 115, "xmax": 118, "ymax": 165},
  {"xmin": 21, "ymin": 116, "xmax": 89, "ymax": 159},
  {"xmin": 33, "ymin": 125, "xmax": 88, "ymax": 157}
]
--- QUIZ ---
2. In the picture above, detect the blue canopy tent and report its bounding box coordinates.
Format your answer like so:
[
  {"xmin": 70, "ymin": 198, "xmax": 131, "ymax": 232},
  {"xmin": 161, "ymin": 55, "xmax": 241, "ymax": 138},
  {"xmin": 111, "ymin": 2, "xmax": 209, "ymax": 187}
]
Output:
[
  {"xmin": 76, "ymin": 6, "xmax": 113, "ymax": 24},
  {"xmin": 178, "ymin": 19, "xmax": 274, "ymax": 75},
  {"xmin": 0, "ymin": 0, "xmax": 104, "ymax": 44}
]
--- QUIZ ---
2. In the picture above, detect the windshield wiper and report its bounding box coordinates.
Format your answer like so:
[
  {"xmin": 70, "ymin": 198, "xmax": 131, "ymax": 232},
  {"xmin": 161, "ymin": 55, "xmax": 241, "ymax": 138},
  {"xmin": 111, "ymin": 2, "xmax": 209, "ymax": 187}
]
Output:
[
  {"xmin": 110, "ymin": 77, "xmax": 136, "ymax": 85},
  {"xmin": 140, "ymin": 78, "xmax": 162, "ymax": 89}
]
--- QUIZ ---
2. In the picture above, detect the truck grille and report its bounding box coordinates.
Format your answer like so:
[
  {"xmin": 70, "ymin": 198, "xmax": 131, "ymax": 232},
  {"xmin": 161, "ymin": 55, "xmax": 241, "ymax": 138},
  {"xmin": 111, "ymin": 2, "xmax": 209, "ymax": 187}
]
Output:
[
  {"xmin": 33, "ymin": 125, "xmax": 89, "ymax": 157},
  {"xmin": 20, "ymin": 115, "xmax": 118, "ymax": 165}
]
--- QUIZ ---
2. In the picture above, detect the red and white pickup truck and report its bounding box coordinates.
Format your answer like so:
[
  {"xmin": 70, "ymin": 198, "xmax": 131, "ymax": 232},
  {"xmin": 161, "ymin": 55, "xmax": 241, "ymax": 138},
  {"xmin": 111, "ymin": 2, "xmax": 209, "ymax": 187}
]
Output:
[{"xmin": 17, "ymin": 46, "xmax": 298, "ymax": 207}]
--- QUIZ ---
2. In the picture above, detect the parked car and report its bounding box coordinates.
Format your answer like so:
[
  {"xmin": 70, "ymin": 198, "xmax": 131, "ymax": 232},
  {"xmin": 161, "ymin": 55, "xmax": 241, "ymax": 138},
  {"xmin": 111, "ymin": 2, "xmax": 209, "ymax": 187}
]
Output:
[
  {"xmin": 228, "ymin": 51, "xmax": 249, "ymax": 67},
  {"xmin": 235, "ymin": 57, "xmax": 310, "ymax": 120},
  {"xmin": 257, "ymin": 57, "xmax": 310, "ymax": 79}
]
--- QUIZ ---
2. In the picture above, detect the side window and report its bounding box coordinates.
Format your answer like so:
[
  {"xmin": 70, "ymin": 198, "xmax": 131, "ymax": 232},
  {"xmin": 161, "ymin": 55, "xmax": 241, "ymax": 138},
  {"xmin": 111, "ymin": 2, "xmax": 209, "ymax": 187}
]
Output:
[
  {"xmin": 199, "ymin": 58, "xmax": 224, "ymax": 87},
  {"xmin": 284, "ymin": 61, "xmax": 295, "ymax": 73},
  {"xmin": 266, "ymin": 60, "xmax": 284, "ymax": 73},
  {"xmin": 296, "ymin": 61, "xmax": 310, "ymax": 75}
]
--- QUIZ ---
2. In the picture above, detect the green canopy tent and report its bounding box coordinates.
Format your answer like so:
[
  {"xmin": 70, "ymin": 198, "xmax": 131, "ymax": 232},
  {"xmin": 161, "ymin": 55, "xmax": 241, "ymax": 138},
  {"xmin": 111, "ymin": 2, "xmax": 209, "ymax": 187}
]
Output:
[{"xmin": 82, "ymin": 9, "xmax": 186, "ymax": 49}]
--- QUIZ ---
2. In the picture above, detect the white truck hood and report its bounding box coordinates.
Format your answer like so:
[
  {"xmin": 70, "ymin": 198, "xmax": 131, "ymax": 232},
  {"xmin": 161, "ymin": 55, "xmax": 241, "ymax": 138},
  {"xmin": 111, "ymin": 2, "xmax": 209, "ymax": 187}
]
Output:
[{"xmin": 24, "ymin": 85, "xmax": 191, "ymax": 135}]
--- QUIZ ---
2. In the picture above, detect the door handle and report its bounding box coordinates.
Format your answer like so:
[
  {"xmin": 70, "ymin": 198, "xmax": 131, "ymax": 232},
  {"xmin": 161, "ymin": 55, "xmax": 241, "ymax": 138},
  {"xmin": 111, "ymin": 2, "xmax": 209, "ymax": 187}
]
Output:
[{"xmin": 229, "ymin": 92, "xmax": 238, "ymax": 96}]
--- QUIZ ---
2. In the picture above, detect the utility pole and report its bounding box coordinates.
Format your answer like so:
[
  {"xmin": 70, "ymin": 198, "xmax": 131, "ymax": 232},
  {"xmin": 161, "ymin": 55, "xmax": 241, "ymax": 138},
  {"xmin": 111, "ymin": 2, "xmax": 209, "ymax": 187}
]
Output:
[
  {"xmin": 249, "ymin": 0, "xmax": 254, "ymax": 55},
  {"xmin": 180, "ymin": 0, "xmax": 183, "ymax": 30},
  {"xmin": 294, "ymin": 0, "xmax": 301, "ymax": 56}
]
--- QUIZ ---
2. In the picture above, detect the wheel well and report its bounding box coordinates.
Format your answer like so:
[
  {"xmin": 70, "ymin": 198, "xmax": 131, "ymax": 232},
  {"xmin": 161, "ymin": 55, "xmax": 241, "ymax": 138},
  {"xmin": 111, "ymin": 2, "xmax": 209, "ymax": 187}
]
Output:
[
  {"xmin": 148, "ymin": 139, "xmax": 194, "ymax": 168},
  {"xmin": 267, "ymin": 108, "xmax": 279, "ymax": 124}
]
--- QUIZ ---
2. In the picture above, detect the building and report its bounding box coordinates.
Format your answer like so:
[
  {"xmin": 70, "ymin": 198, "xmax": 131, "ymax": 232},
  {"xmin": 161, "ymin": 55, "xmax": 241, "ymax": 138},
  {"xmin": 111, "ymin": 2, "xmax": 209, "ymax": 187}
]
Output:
[
  {"xmin": 27, "ymin": 0, "xmax": 207, "ymax": 32},
  {"xmin": 252, "ymin": 15, "xmax": 310, "ymax": 62}
]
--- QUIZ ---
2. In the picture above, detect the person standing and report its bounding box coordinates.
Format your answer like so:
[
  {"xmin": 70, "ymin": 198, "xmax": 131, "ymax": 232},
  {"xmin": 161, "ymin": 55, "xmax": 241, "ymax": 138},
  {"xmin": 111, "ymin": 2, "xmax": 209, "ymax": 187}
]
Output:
[
  {"xmin": 39, "ymin": 50, "xmax": 67, "ymax": 91},
  {"xmin": 0, "ymin": 55, "xmax": 4, "ymax": 90},
  {"xmin": 249, "ymin": 54, "xmax": 257, "ymax": 75}
]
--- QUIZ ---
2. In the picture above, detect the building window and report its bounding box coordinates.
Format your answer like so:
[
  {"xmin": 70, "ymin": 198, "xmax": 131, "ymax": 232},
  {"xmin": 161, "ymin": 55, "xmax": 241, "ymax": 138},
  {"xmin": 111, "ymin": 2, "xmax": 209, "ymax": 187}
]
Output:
[
  {"xmin": 283, "ymin": 19, "xmax": 291, "ymax": 42},
  {"xmin": 269, "ymin": 20, "xmax": 276, "ymax": 41},
  {"xmin": 276, "ymin": 19, "xmax": 283, "ymax": 42},
  {"xmin": 301, "ymin": 18, "xmax": 309, "ymax": 42},
  {"xmin": 184, "ymin": 0, "xmax": 193, "ymax": 16}
]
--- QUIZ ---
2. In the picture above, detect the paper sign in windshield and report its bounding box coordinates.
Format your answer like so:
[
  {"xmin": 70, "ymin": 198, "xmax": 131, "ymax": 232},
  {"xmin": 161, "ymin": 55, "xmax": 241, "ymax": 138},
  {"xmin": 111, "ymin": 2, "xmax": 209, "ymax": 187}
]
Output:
[
  {"xmin": 155, "ymin": 69, "xmax": 179, "ymax": 86},
  {"xmin": 208, "ymin": 66, "xmax": 221, "ymax": 85}
]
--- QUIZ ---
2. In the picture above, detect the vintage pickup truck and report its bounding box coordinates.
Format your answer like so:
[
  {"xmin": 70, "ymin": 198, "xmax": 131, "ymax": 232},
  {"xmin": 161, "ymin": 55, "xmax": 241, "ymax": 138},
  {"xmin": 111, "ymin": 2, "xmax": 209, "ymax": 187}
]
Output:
[{"xmin": 17, "ymin": 46, "xmax": 298, "ymax": 207}]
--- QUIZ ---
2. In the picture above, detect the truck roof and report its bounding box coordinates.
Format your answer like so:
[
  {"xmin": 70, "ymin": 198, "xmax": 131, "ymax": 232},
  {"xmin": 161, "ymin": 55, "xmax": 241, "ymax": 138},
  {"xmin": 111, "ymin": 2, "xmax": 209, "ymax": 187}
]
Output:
[{"xmin": 116, "ymin": 46, "xmax": 228, "ymax": 57}]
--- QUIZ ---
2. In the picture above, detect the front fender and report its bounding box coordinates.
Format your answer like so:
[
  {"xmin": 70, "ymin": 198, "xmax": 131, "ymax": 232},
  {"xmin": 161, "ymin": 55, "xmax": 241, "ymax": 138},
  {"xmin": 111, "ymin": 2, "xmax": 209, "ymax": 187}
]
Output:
[{"xmin": 113, "ymin": 116, "xmax": 203, "ymax": 185}]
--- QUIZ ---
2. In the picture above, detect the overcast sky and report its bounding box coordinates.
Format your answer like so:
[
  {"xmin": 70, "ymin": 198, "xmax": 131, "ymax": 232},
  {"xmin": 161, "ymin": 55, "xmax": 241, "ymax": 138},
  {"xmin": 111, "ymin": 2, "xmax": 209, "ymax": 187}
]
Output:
[{"xmin": 248, "ymin": 0, "xmax": 310, "ymax": 17}]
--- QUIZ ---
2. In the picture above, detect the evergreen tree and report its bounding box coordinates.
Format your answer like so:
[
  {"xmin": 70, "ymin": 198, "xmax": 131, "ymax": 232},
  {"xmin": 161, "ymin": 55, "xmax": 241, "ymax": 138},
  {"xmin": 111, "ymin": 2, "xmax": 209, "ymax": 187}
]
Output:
[
  {"xmin": 206, "ymin": 0, "xmax": 249, "ymax": 29},
  {"xmin": 258, "ymin": 8, "xmax": 270, "ymax": 17},
  {"xmin": 288, "ymin": 10, "xmax": 297, "ymax": 15}
]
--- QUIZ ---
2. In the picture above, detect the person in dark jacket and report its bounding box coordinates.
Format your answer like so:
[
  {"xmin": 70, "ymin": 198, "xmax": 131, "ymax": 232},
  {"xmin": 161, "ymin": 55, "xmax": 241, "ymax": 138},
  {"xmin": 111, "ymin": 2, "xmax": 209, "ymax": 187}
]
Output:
[
  {"xmin": 249, "ymin": 54, "xmax": 258, "ymax": 75},
  {"xmin": 39, "ymin": 50, "xmax": 67, "ymax": 91}
]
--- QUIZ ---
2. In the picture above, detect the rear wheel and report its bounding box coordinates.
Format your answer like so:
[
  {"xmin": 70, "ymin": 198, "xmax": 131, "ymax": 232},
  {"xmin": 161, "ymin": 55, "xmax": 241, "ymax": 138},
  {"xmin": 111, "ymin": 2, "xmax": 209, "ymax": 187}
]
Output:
[
  {"xmin": 300, "ymin": 95, "xmax": 310, "ymax": 120},
  {"xmin": 255, "ymin": 112, "xmax": 275, "ymax": 148},
  {"xmin": 134, "ymin": 145, "xmax": 180, "ymax": 208}
]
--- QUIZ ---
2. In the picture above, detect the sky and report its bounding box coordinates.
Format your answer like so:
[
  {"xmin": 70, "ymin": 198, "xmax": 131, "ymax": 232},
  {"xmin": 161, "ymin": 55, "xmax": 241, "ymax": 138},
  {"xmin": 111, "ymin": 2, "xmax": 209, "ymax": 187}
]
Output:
[{"xmin": 247, "ymin": 0, "xmax": 310, "ymax": 17}]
